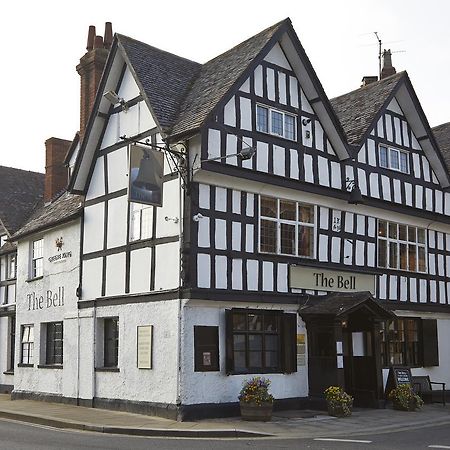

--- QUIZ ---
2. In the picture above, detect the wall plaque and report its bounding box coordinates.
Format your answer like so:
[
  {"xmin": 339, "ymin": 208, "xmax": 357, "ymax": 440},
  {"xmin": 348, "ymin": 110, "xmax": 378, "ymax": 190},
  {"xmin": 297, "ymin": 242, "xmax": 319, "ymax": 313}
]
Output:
[
  {"xmin": 289, "ymin": 266, "xmax": 375, "ymax": 294},
  {"xmin": 137, "ymin": 325, "xmax": 153, "ymax": 369}
]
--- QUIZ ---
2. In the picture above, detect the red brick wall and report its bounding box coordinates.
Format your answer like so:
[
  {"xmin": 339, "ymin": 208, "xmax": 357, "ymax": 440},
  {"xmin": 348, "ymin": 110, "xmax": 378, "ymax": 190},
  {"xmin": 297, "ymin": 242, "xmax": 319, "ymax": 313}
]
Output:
[{"xmin": 44, "ymin": 137, "xmax": 71, "ymax": 202}]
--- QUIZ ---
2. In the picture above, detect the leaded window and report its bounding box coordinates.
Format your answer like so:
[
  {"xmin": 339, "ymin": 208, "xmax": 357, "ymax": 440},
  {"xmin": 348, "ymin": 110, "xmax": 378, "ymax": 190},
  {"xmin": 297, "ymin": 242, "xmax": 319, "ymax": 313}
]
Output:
[
  {"xmin": 377, "ymin": 220, "xmax": 426, "ymax": 272},
  {"xmin": 46, "ymin": 321, "xmax": 63, "ymax": 365},
  {"xmin": 256, "ymin": 105, "xmax": 297, "ymax": 141},
  {"xmin": 259, "ymin": 196, "xmax": 315, "ymax": 258},
  {"xmin": 379, "ymin": 145, "xmax": 410, "ymax": 174}
]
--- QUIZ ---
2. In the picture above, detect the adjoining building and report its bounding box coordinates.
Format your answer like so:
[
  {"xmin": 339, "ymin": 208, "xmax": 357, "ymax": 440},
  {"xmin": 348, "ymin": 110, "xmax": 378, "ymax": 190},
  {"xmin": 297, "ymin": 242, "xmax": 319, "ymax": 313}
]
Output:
[
  {"xmin": 0, "ymin": 166, "xmax": 44, "ymax": 393},
  {"xmin": 9, "ymin": 18, "xmax": 450, "ymax": 420}
]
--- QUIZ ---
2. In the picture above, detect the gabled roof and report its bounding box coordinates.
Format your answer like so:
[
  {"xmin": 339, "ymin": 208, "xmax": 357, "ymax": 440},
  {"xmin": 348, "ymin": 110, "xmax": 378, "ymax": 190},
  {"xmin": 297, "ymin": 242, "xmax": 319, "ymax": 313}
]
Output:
[
  {"xmin": 331, "ymin": 72, "xmax": 405, "ymax": 146},
  {"xmin": 299, "ymin": 291, "xmax": 395, "ymax": 320},
  {"xmin": 11, "ymin": 191, "xmax": 83, "ymax": 241},
  {"xmin": 0, "ymin": 166, "xmax": 44, "ymax": 235},
  {"xmin": 331, "ymin": 72, "xmax": 450, "ymax": 188},
  {"xmin": 432, "ymin": 122, "xmax": 450, "ymax": 174},
  {"xmin": 170, "ymin": 20, "xmax": 286, "ymax": 138},
  {"xmin": 118, "ymin": 35, "xmax": 201, "ymax": 133}
]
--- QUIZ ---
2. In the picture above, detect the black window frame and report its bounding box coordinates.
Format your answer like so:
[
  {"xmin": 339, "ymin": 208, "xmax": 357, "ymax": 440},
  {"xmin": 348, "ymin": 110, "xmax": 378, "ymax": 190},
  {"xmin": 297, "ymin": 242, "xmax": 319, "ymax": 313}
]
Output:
[
  {"xmin": 104, "ymin": 318, "xmax": 119, "ymax": 368},
  {"xmin": 225, "ymin": 309, "xmax": 296, "ymax": 375},
  {"xmin": 8, "ymin": 316, "xmax": 15, "ymax": 371},
  {"xmin": 46, "ymin": 321, "xmax": 63, "ymax": 366},
  {"xmin": 380, "ymin": 318, "xmax": 421, "ymax": 368}
]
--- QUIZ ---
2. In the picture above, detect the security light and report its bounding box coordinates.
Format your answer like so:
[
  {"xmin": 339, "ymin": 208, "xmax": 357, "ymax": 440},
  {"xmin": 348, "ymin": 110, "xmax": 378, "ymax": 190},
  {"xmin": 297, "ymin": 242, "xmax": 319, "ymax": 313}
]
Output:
[{"xmin": 103, "ymin": 90, "xmax": 128, "ymax": 111}]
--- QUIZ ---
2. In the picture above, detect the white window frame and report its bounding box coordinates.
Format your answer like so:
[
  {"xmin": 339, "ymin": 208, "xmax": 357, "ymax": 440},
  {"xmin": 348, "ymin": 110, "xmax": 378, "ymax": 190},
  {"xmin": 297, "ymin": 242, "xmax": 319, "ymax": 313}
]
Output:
[
  {"xmin": 31, "ymin": 239, "xmax": 43, "ymax": 278},
  {"xmin": 256, "ymin": 104, "xmax": 297, "ymax": 141},
  {"xmin": 379, "ymin": 144, "xmax": 410, "ymax": 174},
  {"xmin": 6, "ymin": 253, "xmax": 16, "ymax": 280},
  {"xmin": 377, "ymin": 220, "xmax": 427, "ymax": 273},
  {"xmin": 21, "ymin": 324, "xmax": 34, "ymax": 365},
  {"xmin": 258, "ymin": 196, "xmax": 316, "ymax": 258},
  {"xmin": 129, "ymin": 203, "xmax": 153, "ymax": 242}
]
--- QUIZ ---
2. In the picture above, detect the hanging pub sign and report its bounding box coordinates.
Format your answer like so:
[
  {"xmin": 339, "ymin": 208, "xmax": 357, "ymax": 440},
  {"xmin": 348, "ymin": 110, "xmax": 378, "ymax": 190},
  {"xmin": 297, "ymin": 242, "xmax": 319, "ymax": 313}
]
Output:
[{"xmin": 129, "ymin": 144, "xmax": 164, "ymax": 207}]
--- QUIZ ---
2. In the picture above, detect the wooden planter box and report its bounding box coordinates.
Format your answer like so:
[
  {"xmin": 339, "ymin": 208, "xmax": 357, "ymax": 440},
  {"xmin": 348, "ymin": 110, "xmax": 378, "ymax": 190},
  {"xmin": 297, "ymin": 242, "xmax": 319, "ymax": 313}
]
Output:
[
  {"xmin": 240, "ymin": 401, "xmax": 273, "ymax": 421},
  {"xmin": 327, "ymin": 403, "xmax": 352, "ymax": 418}
]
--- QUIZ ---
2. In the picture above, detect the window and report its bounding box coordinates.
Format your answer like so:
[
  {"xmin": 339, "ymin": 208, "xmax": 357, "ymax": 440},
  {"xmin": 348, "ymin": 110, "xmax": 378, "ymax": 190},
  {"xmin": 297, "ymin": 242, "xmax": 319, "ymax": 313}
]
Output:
[
  {"xmin": 104, "ymin": 318, "xmax": 119, "ymax": 367},
  {"xmin": 6, "ymin": 254, "xmax": 16, "ymax": 280},
  {"xmin": 259, "ymin": 196, "xmax": 315, "ymax": 257},
  {"xmin": 256, "ymin": 105, "xmax": 296, "ymax": 141},
  {"xmin": 31, "ymin": 239, "xmax": 43, "ymax": 278},
  {"xmin": 46, "ymin": 322, "xmax": 63, "ymax": 365},
  {"xmin": 225, "ymin": 309, "xmax": 297, "ymax": 374},
  {"xmin": 9, "ymin": 316, "xmax": 15, "ymax": 371},
  {"xmin": 377, "ymin": 220, "xmax": 426, "ymax": 272},
  {"xmin": 380, "ymin": 319, "xmax": 420, "ymax": 367},
  {"xmin": 379, "ymin": 145, "xmax": 410, "ymax": 174},
  {"xmin": 194, "ymin": 326, "xmax": 219, "ymax": 372},
  {"xmin": 21, "ymin": 325, "xmax": 34, "ymax": 365},
  {"xmin": 130, "ymin": 203, "xmax": 153, "ymax": 241}
]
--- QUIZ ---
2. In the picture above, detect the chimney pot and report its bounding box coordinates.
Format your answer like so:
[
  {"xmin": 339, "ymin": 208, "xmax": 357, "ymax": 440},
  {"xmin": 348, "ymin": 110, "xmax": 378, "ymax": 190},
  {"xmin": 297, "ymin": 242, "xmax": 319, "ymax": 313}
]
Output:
[
  {"xmin": 86, "ymin": 25, "xmax": 96, "ymax": 51},
  {"xmin": 381, "ymin": 49, "xmax": 397, "ymax": 79},
  {"xmin": 361, "ymin": 76, "xmax": 378, "ymax": 87},
  {"xmin": 104, "ymin": 22, "xmax": 113, "ymax": 49},
  {"xmin": 94, "ymin": 35, "xmax": 104, "ymax": 49}
]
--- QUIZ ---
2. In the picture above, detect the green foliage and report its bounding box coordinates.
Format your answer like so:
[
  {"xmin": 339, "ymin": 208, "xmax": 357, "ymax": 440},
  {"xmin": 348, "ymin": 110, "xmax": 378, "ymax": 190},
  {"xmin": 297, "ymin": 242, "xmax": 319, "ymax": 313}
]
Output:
[
  {"xmin": 239, "ymin": 377, "xmax": 274, "ymax": 405},
  {"xmin": 324, "ymin": 386, "xmax": 353, "ymax": 416},
  {"xmin": 388, "ymin": 384, "xmax": 424, "ymax": 410}
]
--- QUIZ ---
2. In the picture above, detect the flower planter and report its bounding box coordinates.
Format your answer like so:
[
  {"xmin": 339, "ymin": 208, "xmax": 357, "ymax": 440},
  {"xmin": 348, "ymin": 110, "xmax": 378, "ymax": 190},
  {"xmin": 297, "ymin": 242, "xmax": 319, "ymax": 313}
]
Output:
[
  {"xmin": 393, "ymin": 399, "xmax": 417, "ymax": 411},
  {"xmin": 327, "ymin": 403, "xmax": 352, "ymax": 418},
  {"xmin": 240, "ymin": 401, "xmax": 273, "ymax": 421}
]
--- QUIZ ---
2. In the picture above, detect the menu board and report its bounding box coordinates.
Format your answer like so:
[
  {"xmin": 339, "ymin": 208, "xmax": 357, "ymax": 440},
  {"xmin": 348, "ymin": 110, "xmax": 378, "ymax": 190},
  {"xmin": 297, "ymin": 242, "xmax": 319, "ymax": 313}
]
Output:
[
  {"xmin": 385, "ymin": 366, "xmax": 412, "ymax": 398},
  {"xmin": 137, "ymin": 325, "xmax": 153, "ymax": 369}
]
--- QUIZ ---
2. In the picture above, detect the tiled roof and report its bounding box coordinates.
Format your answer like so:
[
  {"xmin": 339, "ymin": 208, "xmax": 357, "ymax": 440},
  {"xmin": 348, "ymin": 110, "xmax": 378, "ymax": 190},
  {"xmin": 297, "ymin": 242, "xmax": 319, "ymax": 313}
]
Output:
[
  {"xmin": 0, "ymin": 166, "xmax": 44, "ymax": 234},
  {"xmin": 170, "ymin": 19, "xmax": 286, "ymax": 138},
  {"xmin": 118, "ymin": 35, "xmax": 201, "ymax": 132},
  {"xmin": 432, "ymin": 122, "xmax": 450, "ymax": 173},
  {"xmin": 11, "ymin": 191, "xmax": 83, "ymax": 240},
  {"xmin": 299, "ymin": 291, "xmax": 395, "ymax": 319},
  {"xmin": 330, "ymin": 72, "xmax": 405, "ymax": 146},
  {"xmin": 118, "ymin": 20, "xmax": 286, "ymax": 138}
]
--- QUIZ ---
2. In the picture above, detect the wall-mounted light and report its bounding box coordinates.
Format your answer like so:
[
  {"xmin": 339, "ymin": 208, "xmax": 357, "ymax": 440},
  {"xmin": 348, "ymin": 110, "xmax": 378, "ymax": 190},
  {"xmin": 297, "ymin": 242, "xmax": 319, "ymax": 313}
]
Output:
[
  {"xmin": 345, "ymin": 177, "xmax": 363, "ymax": 205},
  {"xmin": 165, "ymin": 216, "xmax": 179, "ymax": 224},
  {"xmin": 302, "ymin": 118, "xmax": 312, "ymax": 126},
  {"xmin": 202, "ymin": 146, "xmax": 256, "ymax": 163},
  {"xmin": 103, "ymin": 90, "xmax": 128, "ymax": 111}
]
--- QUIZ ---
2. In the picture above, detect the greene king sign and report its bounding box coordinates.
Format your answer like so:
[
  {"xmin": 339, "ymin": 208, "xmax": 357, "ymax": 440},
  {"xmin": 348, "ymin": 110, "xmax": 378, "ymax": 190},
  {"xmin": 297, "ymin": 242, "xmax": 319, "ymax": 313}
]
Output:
[{"xmin": 289, "ymin": 266, "xmax": 375, "ymax": 294}]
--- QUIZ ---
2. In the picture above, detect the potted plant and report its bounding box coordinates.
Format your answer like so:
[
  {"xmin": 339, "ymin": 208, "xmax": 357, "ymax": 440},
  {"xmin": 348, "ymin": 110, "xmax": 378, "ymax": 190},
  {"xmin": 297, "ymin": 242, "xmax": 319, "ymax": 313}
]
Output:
[
  {"xmin": 239, "ymin": 376, "xmax": 274, "ymax": 421},
  {"xmin": 324, "ymin": 386, "xmax": 353, "ymax": 417},
  {"xmin": 388, "ymin": 384, "xmax": 424, "ymax": 411}
]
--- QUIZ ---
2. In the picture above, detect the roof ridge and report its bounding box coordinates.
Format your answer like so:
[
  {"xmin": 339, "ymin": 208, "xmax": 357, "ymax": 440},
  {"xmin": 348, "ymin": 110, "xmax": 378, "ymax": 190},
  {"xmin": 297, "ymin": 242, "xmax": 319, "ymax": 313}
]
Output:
[
  {"xmin": 330, "ymin": 71, "xmax": 406, "ymax": 102},
  {"xmin": 117, "ymin": 33, "xmax": 201, "ymax": 67},
  {"xmin": 0, "ymin": 165, "xmax": 44, "ymax": 176},
  {"xmin": 202, "ymin": 18, "xmax": 288, "ymax": 66}
]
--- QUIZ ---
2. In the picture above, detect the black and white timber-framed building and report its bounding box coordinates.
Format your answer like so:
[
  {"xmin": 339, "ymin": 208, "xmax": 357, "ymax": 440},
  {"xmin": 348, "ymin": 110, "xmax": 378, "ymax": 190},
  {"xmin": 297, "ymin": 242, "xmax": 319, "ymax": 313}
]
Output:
[{"xmin": 5, "ymin": 18, "xmax": 450, "ymax": 419}]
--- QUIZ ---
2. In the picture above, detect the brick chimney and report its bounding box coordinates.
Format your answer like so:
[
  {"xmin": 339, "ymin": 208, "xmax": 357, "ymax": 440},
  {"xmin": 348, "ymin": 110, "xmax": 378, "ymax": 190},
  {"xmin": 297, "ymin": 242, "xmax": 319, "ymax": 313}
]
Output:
[
  {"xmin": 361, "ymin": 76, "xmax": 378, "ymax": 87},
  {"xmin": 381, "ymin": 49, "xmax": 396, "ymax": 79},
  {"xmin": 44, "ymin": 138, "xmax": 72, "ymax": 203},
  {"xmin": 76, "ymin": 22, "xmax": 113, "ymax": 138}
]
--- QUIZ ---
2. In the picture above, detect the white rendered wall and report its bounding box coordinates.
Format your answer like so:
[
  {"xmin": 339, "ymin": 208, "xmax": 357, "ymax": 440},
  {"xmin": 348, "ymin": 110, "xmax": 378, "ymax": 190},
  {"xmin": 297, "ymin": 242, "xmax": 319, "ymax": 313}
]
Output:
[
  {"xmin": 79, "ymin": 300, "xmax": 180, "ymax": 404},
  {"xmin": 14, "ymin": 220, "xmax": 80, "ymax": 398},
  {"xmin": 181, "ymin": 302, "xmax": 308, "ymax": 405}
]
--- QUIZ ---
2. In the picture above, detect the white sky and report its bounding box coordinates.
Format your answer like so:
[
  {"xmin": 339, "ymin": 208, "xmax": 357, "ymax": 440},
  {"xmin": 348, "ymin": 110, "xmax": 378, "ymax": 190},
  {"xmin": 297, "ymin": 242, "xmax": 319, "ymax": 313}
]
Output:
[{"xmin": 1, "ymin": 0, "xmax": 449, "ymax": 173}]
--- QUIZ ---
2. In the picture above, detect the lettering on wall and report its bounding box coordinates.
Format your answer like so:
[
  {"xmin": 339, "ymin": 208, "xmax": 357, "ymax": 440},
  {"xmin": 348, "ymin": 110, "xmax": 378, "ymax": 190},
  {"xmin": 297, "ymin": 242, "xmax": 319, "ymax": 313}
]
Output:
[{"xmin": 27, "ymin": 287, "xmax": 64, "ymax": 311}]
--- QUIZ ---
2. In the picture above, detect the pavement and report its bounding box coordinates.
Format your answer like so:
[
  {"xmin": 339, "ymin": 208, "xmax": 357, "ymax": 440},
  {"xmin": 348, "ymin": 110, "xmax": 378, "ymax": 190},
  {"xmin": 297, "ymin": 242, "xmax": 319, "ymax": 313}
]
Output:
[{"xmin": 0, "ymin": 394, "xmax": 449, "ymax": 439}]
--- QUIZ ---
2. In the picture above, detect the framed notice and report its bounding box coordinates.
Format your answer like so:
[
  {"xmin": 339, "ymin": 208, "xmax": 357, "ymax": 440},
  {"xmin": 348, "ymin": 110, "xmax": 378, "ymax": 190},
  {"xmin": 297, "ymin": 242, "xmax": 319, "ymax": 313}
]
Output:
[{"xmin": 137, "ymin": 325, "xmax": 153, "ymax": 369}]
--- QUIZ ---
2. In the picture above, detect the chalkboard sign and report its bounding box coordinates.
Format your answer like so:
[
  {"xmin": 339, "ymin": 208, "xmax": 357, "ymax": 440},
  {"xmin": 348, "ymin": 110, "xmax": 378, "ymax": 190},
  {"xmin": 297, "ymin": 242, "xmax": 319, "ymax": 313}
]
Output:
[{"xmin": 385, "ymin": 366, "xmax": 412, "ymax": 398}]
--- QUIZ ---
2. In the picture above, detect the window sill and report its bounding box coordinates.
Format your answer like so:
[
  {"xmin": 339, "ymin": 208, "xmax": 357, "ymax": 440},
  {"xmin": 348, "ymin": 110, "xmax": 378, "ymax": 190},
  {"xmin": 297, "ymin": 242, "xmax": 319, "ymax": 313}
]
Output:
[
  {"xmin": 26, "ymin": 276, "xmax": 43, "ymax": 283},
  {"xmin": 17, "ymin": 364, "xmax": 33, "ymax": 368},
  {"xmin": 95, "ymin": 367, "xmax": 120, "ymax": 372},
  {"xmin": 3, "ymin": 370, "xmax": 14, "ymax": 374},
  {"xmin": 228, "ymin": 369, "xmax": 283, "ymax": 376},
  {"xmin": 37, "ymin": 364, "xmax": 63, "ymax": 369}
]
